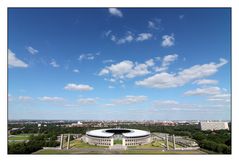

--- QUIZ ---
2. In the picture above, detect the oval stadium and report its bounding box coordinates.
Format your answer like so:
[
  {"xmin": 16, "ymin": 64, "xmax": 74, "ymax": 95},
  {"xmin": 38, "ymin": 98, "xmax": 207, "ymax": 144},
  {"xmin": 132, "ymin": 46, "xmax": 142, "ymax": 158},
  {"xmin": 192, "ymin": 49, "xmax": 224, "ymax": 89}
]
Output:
[{"xmin": 83, "ymin": 128, "xmax": 151, "ymax": 146}]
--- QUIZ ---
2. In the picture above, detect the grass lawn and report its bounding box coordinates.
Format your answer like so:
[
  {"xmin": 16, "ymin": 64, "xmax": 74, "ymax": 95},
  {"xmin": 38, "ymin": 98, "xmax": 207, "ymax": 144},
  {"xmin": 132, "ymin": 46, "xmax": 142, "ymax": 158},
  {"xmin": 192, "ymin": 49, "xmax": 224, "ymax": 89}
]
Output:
[
  {"xmin": 168, "ymin": 141, "xmax": 182, "ymax": 148},
  {"xmin": 64, "ymin": 139, "xmax": 107, "ymax": 148},
  {"xmin": 34, "ymin": 149, "xmax": 80, "ymax": 154},
  {"xmin": 8, "ymin": 134, "xmax": 32, "ymax": 141},
  {"xmin": 128, "ymin": 140, "xmax": 179, "ymax": 149},
  {"xmin": 114, "ymin": 139, "xmax": 122, "ymax": 145},
  {"xmin": 121, "ymin": 150, "xmax": 207, "ymax": 154},
  {"xmin": 34, "ymin": 149, "xmax": 206, "ymax": 154}
]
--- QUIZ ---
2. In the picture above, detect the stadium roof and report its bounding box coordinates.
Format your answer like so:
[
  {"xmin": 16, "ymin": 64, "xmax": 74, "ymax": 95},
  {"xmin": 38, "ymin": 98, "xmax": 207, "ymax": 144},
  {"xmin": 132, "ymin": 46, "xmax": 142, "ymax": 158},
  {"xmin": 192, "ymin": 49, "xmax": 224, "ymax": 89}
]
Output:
[{"xmin": 86, "ymin": 128, "xmax": 150, "ymax": 138}]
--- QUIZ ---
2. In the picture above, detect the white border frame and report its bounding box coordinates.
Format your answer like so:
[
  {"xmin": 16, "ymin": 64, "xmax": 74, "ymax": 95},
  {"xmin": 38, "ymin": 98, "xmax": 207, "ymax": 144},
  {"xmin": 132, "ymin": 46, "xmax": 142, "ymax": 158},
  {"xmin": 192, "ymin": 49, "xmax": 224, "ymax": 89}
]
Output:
[{"xmin": 0, "ymin": 0, "xmax": 238, "ymax": 162}]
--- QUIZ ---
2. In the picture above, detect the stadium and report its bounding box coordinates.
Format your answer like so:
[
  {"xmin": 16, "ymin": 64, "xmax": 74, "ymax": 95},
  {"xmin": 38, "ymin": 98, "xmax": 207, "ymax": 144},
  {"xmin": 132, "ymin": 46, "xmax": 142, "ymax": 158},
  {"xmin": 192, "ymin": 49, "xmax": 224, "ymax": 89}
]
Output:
[{"xmin": 83, "ymin": 128, "xmax": 151, "ymax": 146}]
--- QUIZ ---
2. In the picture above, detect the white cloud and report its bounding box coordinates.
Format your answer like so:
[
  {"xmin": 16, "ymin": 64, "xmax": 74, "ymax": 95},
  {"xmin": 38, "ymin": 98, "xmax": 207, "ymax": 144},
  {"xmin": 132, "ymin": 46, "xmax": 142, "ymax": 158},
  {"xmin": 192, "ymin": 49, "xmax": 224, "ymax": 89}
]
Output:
[
  {"xmin": 179, "ymin": 15, "xmax": 185, "ymax": 19},
  {"xmin": 148, "ymin": 21, "xmax": 156, "ymax": 29},
  {"xmin": 99, "ymin": 69, "xmax": 110, "ymax": 76},
  {"xmin": 161, "ymin": 33, "xmax": 175, "ymax": 47},
  {"xmin": 64, "ymin": 83, "xmax": 93, "ymax": 91},
  {"xmin": 77, "ymin": 98, "xmax": 96, "ymax": 104},
  {"xmin": 208, "ymin": 93, "xmax": 230, "ymax": 103},
  {"xmin": 99, "ymin": 59, "xmax": 153, "ymax": 79},
  {"xmin": 136, "ymin": 33, "xmax": 153, "ymax": 42},
  {"xmin": 126, "ymin": 63, "xmax": 151, "ymax": 78},
  {"xmin": 145, "ymin": 59, "xmax": 155, "ymax": 67},
  {"xmin": 148, "ymin": 19, "xmax": 161, "ymax": 30},
  {"xmin": 193, "ymin": 79, "xmax": 218, "ymax": 85},
  {"xmin": 155, "ymin": 54, "xmax": 178, "ymax": 72},
  {"xmin": 26, "ymin": 46, "xmax": 39, "ymax": 55},
  {"xmin": 106, "ymin": 31, "xmax": 153, "ymax": 44},
  {"xmin": 136, "ymin": 58, "xmax": 227, "ymax": 88},
  {"xmin": 18, "ymin": 96, "xmax": 33, "ymax": 101},
  {"xmin": 99, "ymin": 60, "xmax": 133, "ymax": 78},
  {"xmin": 78, "ymin": 52, "xmax": 100, "ymax": 61},
  {"xmin": 103, "ymin": 59, "xmax": 115, "ymax": 64},
  {"xmin": 184, "ymin": 87, "xmax": 222, "ymax": 96},
  {"xmin": 113, "ymin": 95, "xmax": 147, "ymax": 105},
  {"xmin": 73, "ymin": 69, "xmax": 79, "ymax": 73},
  {"xmin": 50, "ymin": 59, "xmax": 60, "ymax": 67},
  {"xmin": 163, "ymin": 54, "xmax": 178, "ymax": 66},
  {"xmin": 104, "ymin": 30, "xmax": 112, "ymax": 37},
  {"xmin": 8, "ymin": 49, "xmax": 28, "ymax": 68},
  {"xmin": 152, "ymin": 100, "xmax": 207, "ymax": 111},
  {"xmin": 108, "ymin": 8, "xmax": 123, "ymax": 18},
  {"xmin": 116, "ymin": 32, "xmax": 134, "ymax": 44},
  {"xmin": 38, "ymin": 96, "xmax": 64, "ymax": 102}
]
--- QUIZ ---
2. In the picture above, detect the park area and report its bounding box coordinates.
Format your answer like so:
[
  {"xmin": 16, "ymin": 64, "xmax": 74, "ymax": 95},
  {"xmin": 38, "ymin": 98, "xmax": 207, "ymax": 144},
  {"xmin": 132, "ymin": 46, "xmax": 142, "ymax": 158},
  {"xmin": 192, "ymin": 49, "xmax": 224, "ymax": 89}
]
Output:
[
  {"xmin": 34, "ymin": 139, "xmax": 206, "ymax": 154},
  {"xmin": 8, "ymin": 134, "xmax": 32, "ymax": 142}
]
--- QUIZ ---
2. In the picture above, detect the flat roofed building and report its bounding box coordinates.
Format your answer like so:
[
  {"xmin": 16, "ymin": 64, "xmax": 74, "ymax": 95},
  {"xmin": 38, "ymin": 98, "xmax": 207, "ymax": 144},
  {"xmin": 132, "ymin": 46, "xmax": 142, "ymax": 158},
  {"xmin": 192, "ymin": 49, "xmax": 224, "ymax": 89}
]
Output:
[{"xmin": 199, "ymin": 121, "xmax": 229, "ymax": 131}]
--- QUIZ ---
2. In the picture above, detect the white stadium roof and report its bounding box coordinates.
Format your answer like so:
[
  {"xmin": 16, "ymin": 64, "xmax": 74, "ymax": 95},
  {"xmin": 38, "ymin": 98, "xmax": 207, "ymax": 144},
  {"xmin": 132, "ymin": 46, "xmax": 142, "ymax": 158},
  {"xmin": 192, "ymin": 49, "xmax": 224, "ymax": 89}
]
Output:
[
  {"xmin": 86, "ymin": 129, "xmax": 114, "ymax": 137},
  {"xmin": 86, "ymin": 128, "xmax": 150, "ymax": 138},
  {"xmin": 122, "ymin": 129, "xmax": 150, "ymax": 137}
]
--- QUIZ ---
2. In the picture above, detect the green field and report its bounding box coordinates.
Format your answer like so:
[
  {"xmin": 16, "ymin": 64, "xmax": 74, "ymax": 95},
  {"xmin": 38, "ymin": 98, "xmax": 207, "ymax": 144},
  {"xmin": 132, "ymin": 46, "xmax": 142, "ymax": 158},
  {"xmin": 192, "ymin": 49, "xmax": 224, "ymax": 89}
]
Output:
[
  {"xmin": 128, "ymin": 140, "xmax": 181, "ymax": 149},
  {"xmin": 8, "ymin": 134, "xmax": 31, "ymax": 141},
  {"xmin": 63, "ymin": 139, "xmax": 108, "ymax": 148},
  {"xmin": 34, "ymin": 149, "xmax": 81, "ymax": 154},
  {"xmin": 121, "ymin": 150, "xmax": 206, "ymax": 154},
  {"xmin": 114, "ymin": 139, "xmax": 122, "ymax": 144},
  {"xmin": 34, "ymin": 139, "xmax": 206, "ymax": 154},
  {"xmin": 34, "ymin": 148, "xmax": 206, "ymax": 154}
]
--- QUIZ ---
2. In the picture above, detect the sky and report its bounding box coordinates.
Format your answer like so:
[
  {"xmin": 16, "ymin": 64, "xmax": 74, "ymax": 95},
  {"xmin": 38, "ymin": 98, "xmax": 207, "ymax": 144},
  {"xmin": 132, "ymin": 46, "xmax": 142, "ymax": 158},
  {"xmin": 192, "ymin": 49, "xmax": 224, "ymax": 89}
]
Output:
[{"xmin": 8, "ymin": 8, "xmax": 231, "ymax": 121}]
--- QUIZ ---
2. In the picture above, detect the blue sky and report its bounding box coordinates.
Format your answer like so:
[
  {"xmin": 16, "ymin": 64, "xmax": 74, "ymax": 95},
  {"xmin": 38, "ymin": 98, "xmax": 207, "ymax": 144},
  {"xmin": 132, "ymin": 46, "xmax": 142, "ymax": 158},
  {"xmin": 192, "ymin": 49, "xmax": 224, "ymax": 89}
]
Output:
[{"xmin": 8, "ymin": 8, "xmax": 231, "ymax": 120}]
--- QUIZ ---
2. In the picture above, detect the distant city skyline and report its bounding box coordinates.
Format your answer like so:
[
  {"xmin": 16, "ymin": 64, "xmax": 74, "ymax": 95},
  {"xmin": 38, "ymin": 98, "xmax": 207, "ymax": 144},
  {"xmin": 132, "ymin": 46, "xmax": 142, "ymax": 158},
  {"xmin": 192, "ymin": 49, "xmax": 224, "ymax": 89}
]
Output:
[{"xmin": 8, "ymin": 8, "xmax": 231, "ymax": 120}]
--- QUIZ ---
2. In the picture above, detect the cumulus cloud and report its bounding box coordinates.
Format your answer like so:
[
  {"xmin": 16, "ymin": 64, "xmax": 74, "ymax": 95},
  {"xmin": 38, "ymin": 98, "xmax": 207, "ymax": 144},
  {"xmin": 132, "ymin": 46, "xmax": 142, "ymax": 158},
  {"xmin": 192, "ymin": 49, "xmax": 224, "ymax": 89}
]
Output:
[
  {"xmin": 145, "ymin": 59, "xmax": 155, "ymax": 67},
  {"xmin": 193, "ymin": 79, "xmax": 218, "ymax": 85},
  {"xmin": 38, "ymin": 96, "xmax": 64, "ymax": 102},
  {"xmin": 105, "ymin": 31, "xmax": 153, "ymax": 44},
  {"xmin": 113, "ymin": 95, "xmax": 147, "ymax": 105},
  {"xmin": 50, "ymin": 59, "xmax": 60, "ymax": 67},
  {"xmin": 152, "ymin": 100, "xmax": 207, "ymax": 111},
  {"xmin": 99, "ymin": 59, "xmax": 154, "ymax": 79},
  {"xmin": 73, "ymin": 69, "xmax": 79, "ymax": 73},
  {"xmin": 184, "ymin": 87, "xmax": 222, "ymax": 96},
  {"xmin": 136, "ymin": 58, "xmax": 227, "ymax": 89},
  {"xmin": 26, "ymin": 46, "xmax": 39, "ymax": 55},
  {"xmin": 115, "ymin": 32, "xmax": 134, "ymax": 44},
  {"xmin": 78, "ymin": 52, "xmax": 100, "ymax": 61},
  {"xmin": 104, "ymin": 30, "xmax": 112, "ymax": 37},
  {"xmin": 103, "ymin": 59, "xmax": 115, "ymax": 64},
  {"xmin": 108, "ymin": 8, "xmax": 123, "ymax": 18},
  {"xmin": 208, "ymin": 93, "xmax": 230, "ymax": 103},
  {"xmin": 148, "ymin": 18, "xmax": 162, "ymax": 30},
  {"xmin": 64, "ymin": 83, "xmax": 93, "ymax": 91},
  {"xmin": 136, "ymin": 33, "xmax": 153, "ymax": 42},
  {"xmin": 8, "ymin": 49, "xmax": 28, "ymax": 68},
  {"xmin": 155, "ymin": 54, "xmax": 178, "ymax": 72},
  {"xmin": 161, "ymin": 33, "xmax": 175, "ymax": 47},
  {"xmin": 77, "ymin": 98, "xmax": 96, "ymax": 104}
]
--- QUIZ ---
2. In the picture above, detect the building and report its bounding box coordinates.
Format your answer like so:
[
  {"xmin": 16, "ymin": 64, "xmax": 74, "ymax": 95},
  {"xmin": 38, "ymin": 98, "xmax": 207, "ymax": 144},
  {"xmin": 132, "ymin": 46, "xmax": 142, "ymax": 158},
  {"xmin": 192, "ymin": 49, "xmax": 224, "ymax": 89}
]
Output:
[
  {"xmin": 83, "ymin": 128, "xmax": 151, "ymax": 146},
  {"xmin": 199, "ymin": 121, "xmax": 229, "ymax": 131}
]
